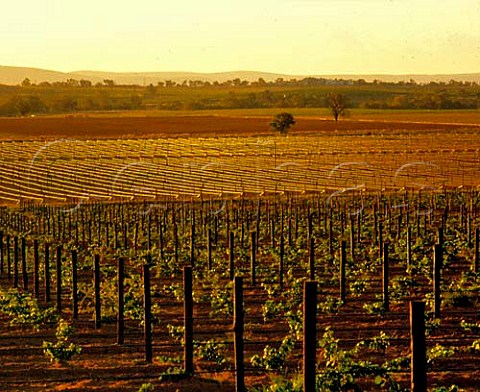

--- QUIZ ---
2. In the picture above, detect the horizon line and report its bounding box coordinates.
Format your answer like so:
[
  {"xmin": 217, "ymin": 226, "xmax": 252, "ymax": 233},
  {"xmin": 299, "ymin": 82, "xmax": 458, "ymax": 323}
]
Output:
[{"xmin": 1, "ymin": 64, "xmax": 479, "ymax": 78}]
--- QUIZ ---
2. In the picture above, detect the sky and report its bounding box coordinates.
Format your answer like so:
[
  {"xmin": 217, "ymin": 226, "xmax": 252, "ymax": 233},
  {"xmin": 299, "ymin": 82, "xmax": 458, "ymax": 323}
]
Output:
[{"xmin": 1, "ymin": 0, "xmax": 479, "ymax": 75}]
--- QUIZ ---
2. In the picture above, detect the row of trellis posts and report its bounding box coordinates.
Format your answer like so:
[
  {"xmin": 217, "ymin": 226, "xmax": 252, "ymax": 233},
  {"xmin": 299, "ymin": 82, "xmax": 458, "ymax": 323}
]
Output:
[{"xmin": 2, "ymin": 221, "xmax": 480, "ymax": 391}]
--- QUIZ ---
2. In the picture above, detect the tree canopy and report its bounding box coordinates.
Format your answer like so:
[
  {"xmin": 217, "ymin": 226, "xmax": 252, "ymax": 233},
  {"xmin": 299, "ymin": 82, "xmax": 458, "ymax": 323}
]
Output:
[
  {"xmin": 326, "ymin": 93, "xmax": 348, "ymax": 121},
  {"xmin": 269, "ymin": 112, "xmax": 295, "ymax": 135}
]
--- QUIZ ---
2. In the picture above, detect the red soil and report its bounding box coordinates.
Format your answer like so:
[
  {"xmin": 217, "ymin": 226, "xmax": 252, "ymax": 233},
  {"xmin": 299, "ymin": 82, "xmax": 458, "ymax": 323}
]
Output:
[{"xmin": 0, "ymin": 114, "xmax": 478, "ymax": 141}]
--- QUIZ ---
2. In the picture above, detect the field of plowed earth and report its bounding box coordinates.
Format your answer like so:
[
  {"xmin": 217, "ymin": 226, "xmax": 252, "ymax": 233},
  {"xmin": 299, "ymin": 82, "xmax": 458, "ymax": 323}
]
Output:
[
  {"xmin": 0, "ymin": 111, "xmax": 479, "ymax": 140},
  {"xmin": 0, "ymin": 113, "xmax": 479, "ymax": 392}
]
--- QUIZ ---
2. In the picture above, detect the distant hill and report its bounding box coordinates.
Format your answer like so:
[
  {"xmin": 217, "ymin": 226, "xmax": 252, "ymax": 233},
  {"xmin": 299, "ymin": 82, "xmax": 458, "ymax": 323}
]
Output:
[
  {"xmin": 0, "ymin": 66, "xmax": 68, "ymax": 85},
  {"xmin": 68, "ymin": 70, "xmax": 295, "ymax": 85},
  {"xmin": 0, "ymin": 66, "xmax": 297, "ymax": 86},
  {"xmin": 1, "ymin": 65, "xmax": 479, "ymax": 85}
]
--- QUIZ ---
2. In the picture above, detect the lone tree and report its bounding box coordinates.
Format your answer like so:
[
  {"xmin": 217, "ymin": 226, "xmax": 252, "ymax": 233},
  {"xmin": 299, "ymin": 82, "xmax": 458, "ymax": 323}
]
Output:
[
  {"xmin": 270, "ymin": 112, "xmax": 295, "ymax": 135},
  {"xmin": 326, "ymin": 93, "xmax": 348, "ymax": 121}
]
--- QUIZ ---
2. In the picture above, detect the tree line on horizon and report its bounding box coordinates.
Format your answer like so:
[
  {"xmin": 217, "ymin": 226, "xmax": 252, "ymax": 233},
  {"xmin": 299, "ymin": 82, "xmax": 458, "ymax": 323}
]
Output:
[
  {"xmin": 15, "ymin": 75, "xmax": 480, "ymax": 89},
  {"xmin": 0, "ymin": 76, "xmax": 478, "ymax": 117}
]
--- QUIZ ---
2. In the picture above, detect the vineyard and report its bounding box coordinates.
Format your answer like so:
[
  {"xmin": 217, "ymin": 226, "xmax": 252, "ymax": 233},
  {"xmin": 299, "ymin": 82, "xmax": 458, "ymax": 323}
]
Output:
[
  {"xmin": 1, "ymin": 127, "xmax": 480, "ymax": 204},
  {"xmin": 0, "ymin": 122, "xmax": 480, "ymax": 391}
]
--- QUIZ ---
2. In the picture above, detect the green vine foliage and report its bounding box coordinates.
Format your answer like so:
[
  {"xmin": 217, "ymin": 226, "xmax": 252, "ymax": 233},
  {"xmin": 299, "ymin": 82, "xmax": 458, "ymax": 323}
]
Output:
[
  {"xmin": 250, "ymin": 335, "xmax": 296, "ymax": 371},
  {"xmin": 137, "ymin": 383, "xmax": 155, "ymax": 392},
  {"xmin": 470, "ymin": 340, "xmax": 480, "ymax": 353},
  {"xmin": 460, "ymin": 319, "xmax": 480, "ymax": 333},
  {"xmin": 354, "ymin": 331, "xmax": 390, "ymax": 354},
  {"xmin": 427, "ymin": 344, "xmax": 455, "ymax": 368},
  {"xmin": 42, "ymin": 319, "xmax": 82, "ymax": 363},
  {"xmin": 316, "ymin": 328, "xmax": 406, "ymax": 392},
  {"xmin": 194, "ymin": 339, "xmax": 226, "ymax": 366},
  {"xmin": 0, "ymin": 288, "xmax": 57, "ymax": 329},
  {"xmin": 250, "ymin": 374, "xmax": 303, "ymax": 392}
]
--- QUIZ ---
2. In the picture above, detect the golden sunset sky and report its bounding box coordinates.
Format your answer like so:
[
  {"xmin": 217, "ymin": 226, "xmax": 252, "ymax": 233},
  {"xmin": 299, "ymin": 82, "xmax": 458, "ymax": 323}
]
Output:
[{"xmin": 1, "ymin": 0, "xmax": 479, "ymax": 75}]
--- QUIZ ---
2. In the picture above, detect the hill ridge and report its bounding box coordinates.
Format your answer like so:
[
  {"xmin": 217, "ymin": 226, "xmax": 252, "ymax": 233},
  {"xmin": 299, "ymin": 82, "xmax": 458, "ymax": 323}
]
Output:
[{"xmin": 1, "ymin": 65, "xmax": 479, "ymax": 86}]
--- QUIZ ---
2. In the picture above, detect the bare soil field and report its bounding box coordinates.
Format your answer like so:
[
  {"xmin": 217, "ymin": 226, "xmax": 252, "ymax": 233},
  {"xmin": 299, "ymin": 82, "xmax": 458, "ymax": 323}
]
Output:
[{"xmin": 0, "ymin": 112, "xmax": 478, "ymax": 140}]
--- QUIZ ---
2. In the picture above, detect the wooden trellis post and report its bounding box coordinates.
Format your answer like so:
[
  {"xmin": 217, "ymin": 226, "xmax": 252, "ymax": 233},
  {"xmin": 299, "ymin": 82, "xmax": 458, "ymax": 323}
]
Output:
[
  {"xmin": 44, "ymin": 243, "xmax": 50, "ymax": 303},
  {"xmin": 143, "ymin": 263, "xmax": 152, "ymax": 363},
  {"xmin": 184, "ymin": 266, "xmax": 194, "ymax": 374},
  {"xmin": 410, "ymin": 301, "xmax": 427, "ymax": 391},
  {"xmin": 474, "ymin": 227, "xmax": 479, "ymax": 273},
  {"xmin": 33, "ymin": 240, "xmax": 39, "ymax": 297},
  {"xmin": 433, "ymin": 244, "xmax": 442, "ymax": 319},
  {"xmin": 229, "ymin": 231, "xmax": 235, "ymax": 281},
  {"xmin": 383, "ymin": 242, "xmax": 389, "ymax": 312},
  {"xmin": 340, "ymin": 240, "xmax": 346, "ymax": 303},
  {"xmin": 94, "ymin": 254, "xmax": 101, "ymax": 328},
  {"xmin": 56, "ymin": 245, "xmax": 62, "ymax": 313},
  {"xmin": 71, "ymin": 249, "xmax": 78, "ymax": 319},
  {"xmin": 303, "ymin": 280, "xmax": 317, "ymax": 392},
  {"xmin": 234, "ymin": 276, "xmax": 244, "ymax": 392},
  {"xmin": 309, "ymin": 237, "xmax": 315, "ymax": 281},
  {"xmin": 21, "ymin": 237, "xmax": 27, "ymax": 290},
  {"xmin": 117, "ymin": 257, "xmax": 125, "ymax": 345},
  {"xmin": 13, "ymin": 236, "xmax": 19, "ymax": 288},
  {"xmin": 250, "ymin": 231, "xmax": 256, "ymax": 286}
]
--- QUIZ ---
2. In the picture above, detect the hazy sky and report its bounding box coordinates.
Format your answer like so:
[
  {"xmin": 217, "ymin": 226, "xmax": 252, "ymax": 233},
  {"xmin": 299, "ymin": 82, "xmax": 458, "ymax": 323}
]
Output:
[{"xmin": 1, "ymin": 0, "xmax": 479, "ymax": 75}]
